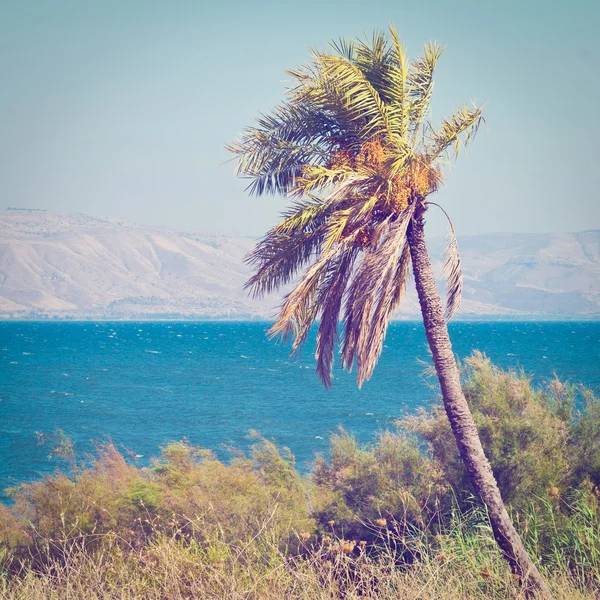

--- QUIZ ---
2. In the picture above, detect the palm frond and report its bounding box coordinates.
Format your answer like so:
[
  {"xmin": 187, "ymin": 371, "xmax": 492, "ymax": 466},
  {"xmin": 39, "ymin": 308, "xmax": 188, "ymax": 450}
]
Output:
[
  {"xmin": 316, "ymin": 53, "xmax": 393, "ymax": 140},
  {"xmin": 407, "ymin": 42, "xmax": 443, "ymax": 140},
  {"xmin": 268, "ymin": 246, "xmax": 336, "ymax": 343},
  {"xmin": 315, "ymin": 249, "xmax": 356, "ymax": 387},
  {"xmin": 429, "ymin": 202, "xmax": 462, "ymax": 320},
  {"xmin": 328, "ymin": 37, "xmax": 356, "ymax": 62},
  {"xmin": 287, "ymin": 66, "xmax": 364, "ymax": 149},
  {"xmin": 268, "ymin": 227, "xmax": 362, "ymax": 347},
  {"xmin": 443, "ymin": 225, "xmax": 462, "ymax": 320},
  {"xmin": 382, "ymin": 25, "xmax": 410, "ymax": 138},
  {"xmin": 387, "ymin": 141, "xmax": 413, "ymax": 177},
  {"xmin": 291, "ymin": 163, "xmax": 354, "ymax": 197},
  {"xmin": 427, "ymin": 103, "xmax": 484, "ymax": 162},
  {"xmin": 322, "ymin": 208, "xmax": 352, "ymax": 252},
  {"xmin": 353, "ymin": 210, "xmax": 413, "ymax": 385},
  {"xmin": 273, "ymin": 198, "xmax": 331, "ymax": 235},
  {"xmin": 245, "ymin": 199, "xmax": 333, "ymax": 297},
  {"xmin": 244, "ymin": 229, "xmax": 322, "ymax": 298},
  {"xmin": 357, "ymin": 240, "xmax": 411, "ymax": 384},
  {"xmin": 226, "ymin": 102, "xmax": 340, "ymax": 195},
  {"xmin": 353, "ymin": 31, "xmax": 394, "ymax": 98},
  {"xmin": 341, "ymin": 207, "xmax": 413, "ymax": 381}
]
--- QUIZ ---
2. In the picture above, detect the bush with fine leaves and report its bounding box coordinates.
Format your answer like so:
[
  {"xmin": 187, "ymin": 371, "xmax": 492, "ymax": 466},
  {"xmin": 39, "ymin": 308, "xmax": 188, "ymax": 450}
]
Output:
[{"xmin": 404, "ymin": 351, "xmax": 600, "ymax": 509}]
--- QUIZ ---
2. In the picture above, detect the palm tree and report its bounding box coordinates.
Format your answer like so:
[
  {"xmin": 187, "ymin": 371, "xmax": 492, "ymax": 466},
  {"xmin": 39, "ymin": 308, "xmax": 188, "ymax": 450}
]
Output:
[{"xmin": 227, "ymin": 27, "xmax": 551, "ymax": 598}]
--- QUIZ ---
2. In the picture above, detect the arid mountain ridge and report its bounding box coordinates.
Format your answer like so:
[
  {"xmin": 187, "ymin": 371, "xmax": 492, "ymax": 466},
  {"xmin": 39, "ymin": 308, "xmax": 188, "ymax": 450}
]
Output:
[{"xmin": 1, "ymin": 209, "xmax": 598, "ymax": 319}]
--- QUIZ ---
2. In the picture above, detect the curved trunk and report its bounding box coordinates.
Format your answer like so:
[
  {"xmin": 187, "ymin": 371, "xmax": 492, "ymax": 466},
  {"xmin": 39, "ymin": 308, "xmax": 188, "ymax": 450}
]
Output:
[{"xmin": 406, "ymin": 210, "xmax": 553, "ymax": 599}]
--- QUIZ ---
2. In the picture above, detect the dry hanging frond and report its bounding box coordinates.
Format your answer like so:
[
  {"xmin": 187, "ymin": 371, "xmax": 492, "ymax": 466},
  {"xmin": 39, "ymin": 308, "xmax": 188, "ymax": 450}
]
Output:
[
  {"xmin": 315, "ymin": 250, "xmax": 357, "ymax": 387},
  {"xmin": 357, "ymin": 241, "xmax": 411, "ymax": 384},
  {"xmin": 443, "ymin": 227, "xmax": 462, "ymax": 320},
  {"xmin": 341, "ymin": 208, "xmax": 413, "ymax": 385},
  {"xmin": 434, "ymin": 205, "xmax": 462, "ymax": 321}
]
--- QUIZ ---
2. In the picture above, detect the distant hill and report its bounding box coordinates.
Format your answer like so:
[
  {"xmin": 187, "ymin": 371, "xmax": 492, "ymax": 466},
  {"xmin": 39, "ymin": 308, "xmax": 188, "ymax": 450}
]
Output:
[{"xmin": 0, "ymin": 210, "xmax": 598, "ymax": 319}]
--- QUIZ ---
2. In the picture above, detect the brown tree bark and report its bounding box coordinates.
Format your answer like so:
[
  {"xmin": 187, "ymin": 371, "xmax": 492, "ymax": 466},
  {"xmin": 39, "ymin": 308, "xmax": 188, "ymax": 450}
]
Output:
[{"xmin": 406, "ymin": 208, "xmax": 553, "ymax": 599}]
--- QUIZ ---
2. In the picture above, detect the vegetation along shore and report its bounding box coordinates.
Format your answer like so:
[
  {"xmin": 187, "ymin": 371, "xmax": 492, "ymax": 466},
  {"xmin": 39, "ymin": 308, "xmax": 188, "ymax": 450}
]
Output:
[{"xmin": 1, "ymin": 354, "xmax": 599, "ymax": 599}]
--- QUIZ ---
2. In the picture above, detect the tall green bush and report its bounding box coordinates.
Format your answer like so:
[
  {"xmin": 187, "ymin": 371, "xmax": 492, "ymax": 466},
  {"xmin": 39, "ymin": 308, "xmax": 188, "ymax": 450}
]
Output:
[{"xmin": 404, "ymin": 352, "xmax": 600, "ymax": 508}]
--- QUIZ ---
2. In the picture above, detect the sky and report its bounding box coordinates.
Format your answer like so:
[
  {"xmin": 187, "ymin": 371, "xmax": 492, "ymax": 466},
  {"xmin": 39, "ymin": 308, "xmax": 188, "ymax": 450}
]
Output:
[{"xmin": 0, "ymin": 0, "xmax": 598, "ymax": 238}]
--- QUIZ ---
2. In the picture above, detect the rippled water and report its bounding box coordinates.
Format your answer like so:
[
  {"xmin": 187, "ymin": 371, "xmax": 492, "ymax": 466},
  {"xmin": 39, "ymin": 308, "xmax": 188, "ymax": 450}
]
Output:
[{"xmin": 1, "ymin": 321, "xmax": 599, "ymax": 497}]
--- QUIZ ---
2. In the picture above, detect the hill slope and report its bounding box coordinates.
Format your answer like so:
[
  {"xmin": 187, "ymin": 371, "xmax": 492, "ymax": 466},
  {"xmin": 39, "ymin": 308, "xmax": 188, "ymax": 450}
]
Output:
[{"xmin": 1, "ymin": 210, "xmax": 598, "ymax": 319}]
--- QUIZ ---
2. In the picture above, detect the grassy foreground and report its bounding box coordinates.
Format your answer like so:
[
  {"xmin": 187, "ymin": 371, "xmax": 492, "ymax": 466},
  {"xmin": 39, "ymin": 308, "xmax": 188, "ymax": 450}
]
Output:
[{"xmin": 1, "ymin": 353, "xmax": 599, "ymax": 599}]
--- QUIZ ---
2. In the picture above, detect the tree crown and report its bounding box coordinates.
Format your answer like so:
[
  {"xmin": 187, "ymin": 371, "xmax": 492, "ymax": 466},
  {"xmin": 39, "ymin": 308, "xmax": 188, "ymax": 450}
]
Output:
[{"xmin": 228, "ymin": 27, "xmax": 483, "ymax": 387}]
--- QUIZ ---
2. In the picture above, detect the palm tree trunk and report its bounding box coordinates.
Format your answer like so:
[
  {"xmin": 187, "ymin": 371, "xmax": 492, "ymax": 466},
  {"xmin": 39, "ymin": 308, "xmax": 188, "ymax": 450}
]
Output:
[{"xmin": 406, "ymin": 209, "xmax": 553, "ymax": 599}]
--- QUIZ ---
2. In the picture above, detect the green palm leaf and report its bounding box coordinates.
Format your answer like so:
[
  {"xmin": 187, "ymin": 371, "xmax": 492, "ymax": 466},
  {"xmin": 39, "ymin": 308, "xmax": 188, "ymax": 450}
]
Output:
[
  {"xmin": 427, "ymin": 103, "xmax": 484, "ymax": 161},
  {"xmin": 407, "ymin": 42, "xmax": 443, "ymax": 140},
  {"xmin": 316, "ymin": 53, "xmax": 393, "ymax": 140}
]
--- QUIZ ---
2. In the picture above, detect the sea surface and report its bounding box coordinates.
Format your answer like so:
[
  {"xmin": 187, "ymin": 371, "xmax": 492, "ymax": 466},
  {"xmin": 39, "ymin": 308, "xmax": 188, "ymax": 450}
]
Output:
[{"xmin": 1, "ymin": 321, "xmax": 599, "ymax": 499}]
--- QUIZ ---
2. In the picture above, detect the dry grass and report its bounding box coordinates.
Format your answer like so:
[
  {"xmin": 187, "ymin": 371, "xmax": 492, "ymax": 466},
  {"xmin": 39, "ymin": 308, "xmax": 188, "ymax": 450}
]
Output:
[{"xmin": 0, "ymin": 533, "xmax": 596, "ymax": 600}]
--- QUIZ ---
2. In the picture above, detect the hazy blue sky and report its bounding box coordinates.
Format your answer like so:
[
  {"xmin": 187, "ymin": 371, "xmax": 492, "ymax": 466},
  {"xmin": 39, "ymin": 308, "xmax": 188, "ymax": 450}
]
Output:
[{"xmin": 0, "ymin": 0, "xmax": 598, "ymax": 237}]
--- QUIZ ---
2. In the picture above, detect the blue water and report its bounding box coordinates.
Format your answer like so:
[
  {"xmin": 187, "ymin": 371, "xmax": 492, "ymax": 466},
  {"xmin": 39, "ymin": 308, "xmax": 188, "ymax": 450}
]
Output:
[{"xmin": 1, "ymin": 321, "xmax": 599, "ymax": 498}]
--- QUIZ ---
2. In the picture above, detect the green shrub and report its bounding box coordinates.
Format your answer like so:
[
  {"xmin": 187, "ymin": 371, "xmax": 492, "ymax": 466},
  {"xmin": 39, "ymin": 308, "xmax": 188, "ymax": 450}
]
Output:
[
  {"xmin": 0, "ymin": 438, "xmax": 313, "ymax": 573},
  {"xmin": 570, "ymin": 388, "xmax": 600, "ymax": 486},
  {"xmin": 311, "ymin": 428, "xmax": 449, "ymax": 543},
  {"xmin": 404, "ymin": 352, "xmax": 598, "ymax": 509}
]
